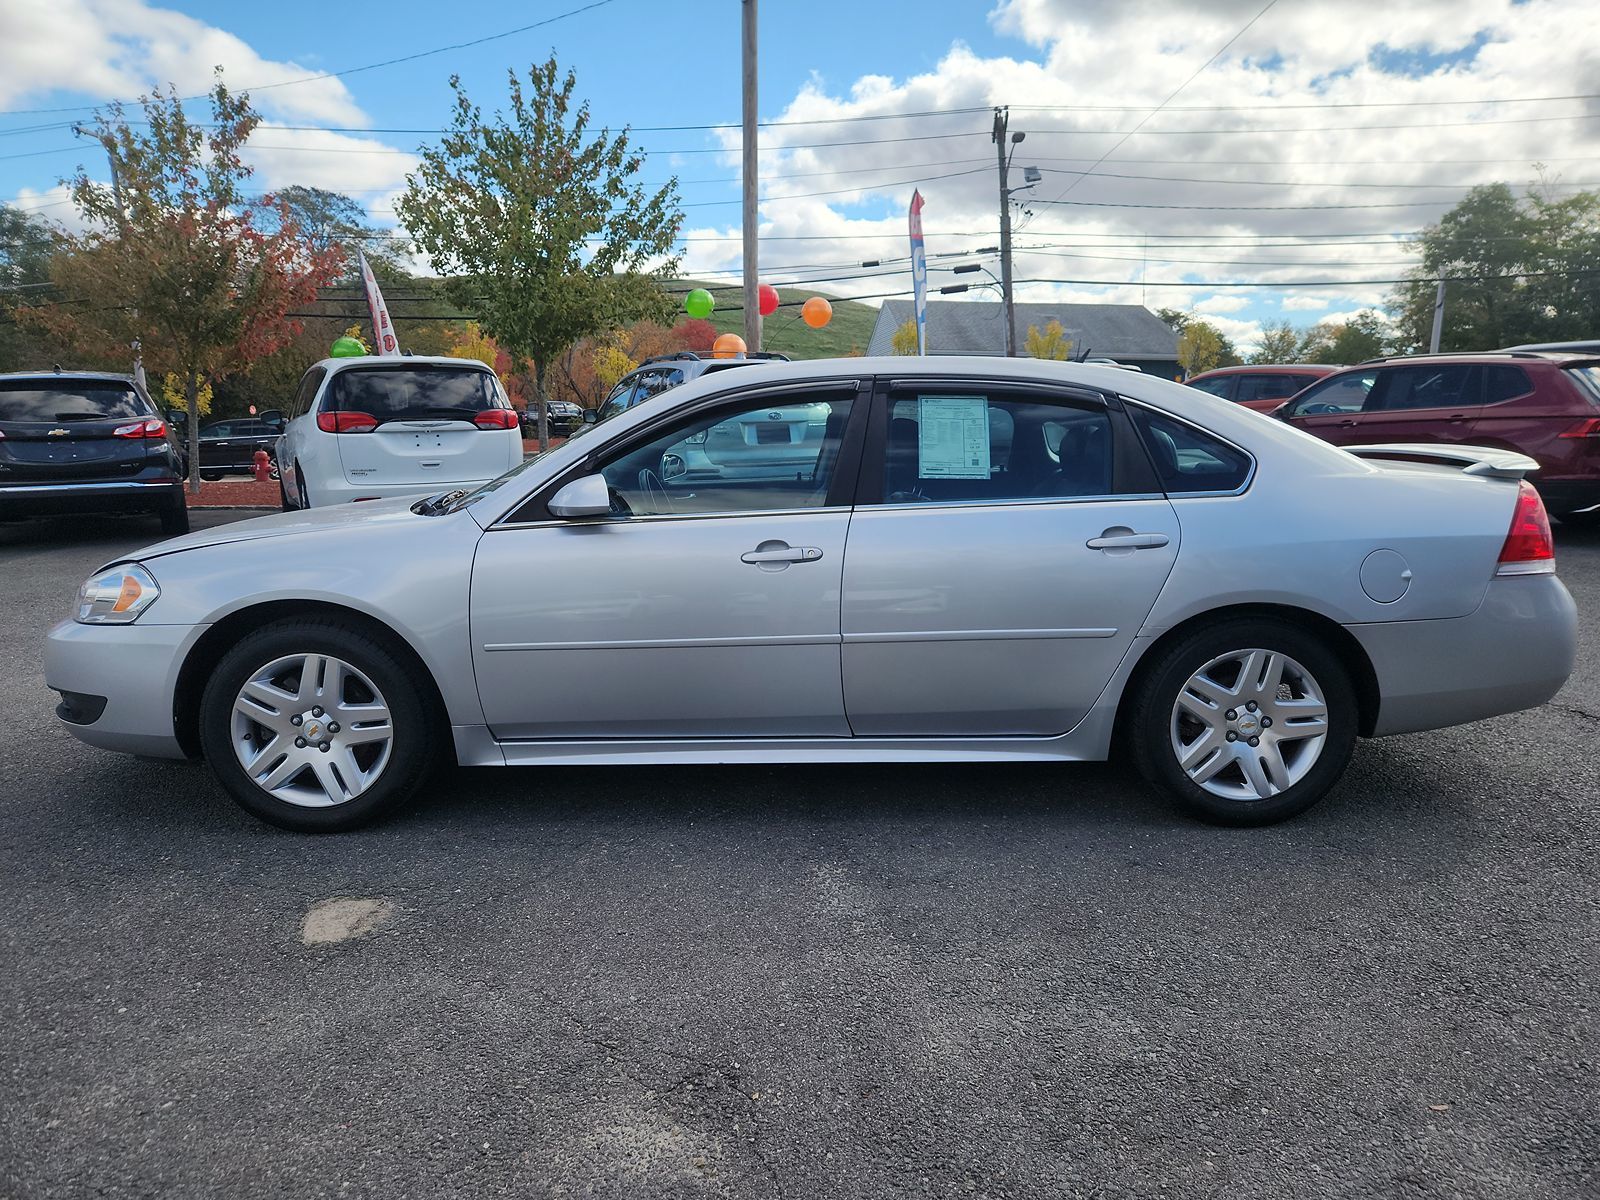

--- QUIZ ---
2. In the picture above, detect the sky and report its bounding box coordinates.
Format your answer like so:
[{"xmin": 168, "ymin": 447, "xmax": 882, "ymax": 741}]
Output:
[{"xmin": 2, "ymin": 0, "xmax": 1599, "ymax": 353}]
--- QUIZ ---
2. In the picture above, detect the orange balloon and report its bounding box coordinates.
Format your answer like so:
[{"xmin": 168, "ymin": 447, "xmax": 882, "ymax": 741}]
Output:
[
  {"xmin": 801, "ymin": 296, "xmax": 833, "ymax": 328},
  {"xmin": 712, "ymin": 332, "xmax": 747, "ymax": 359}
]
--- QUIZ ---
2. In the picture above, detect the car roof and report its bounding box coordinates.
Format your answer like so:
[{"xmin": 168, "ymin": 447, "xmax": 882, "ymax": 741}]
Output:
[
  {"xmin": 1189, "ymin": 364, "xmax": 1341, "ymax": 378},
  {"xmin": 312, "ymin": 354, "xmax": 496, "ymax": 373},
  {"xmin": 1354, "ymin": 350, "xmax": 1594, "ymax": 366},
  {"xmin": 0, "ymin": 370, "xmax": 138, "ymax": 384}
]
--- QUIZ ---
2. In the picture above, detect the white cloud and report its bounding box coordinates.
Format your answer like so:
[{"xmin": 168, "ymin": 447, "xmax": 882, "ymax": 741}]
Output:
[
  {"xmin": 245, "ymin": 125, "xmax": 418, "ymax": 197},
  {"xmin": 0, "ymin": 0, "xmax": 365, "ymax": 124},
  {"xmin": 1281, "ymin": 295, "xmax": 1334, "ymax": 311},
  {"xmin": 1195, "ymin": 294, "xmax": 1250, "ymax": 314}
]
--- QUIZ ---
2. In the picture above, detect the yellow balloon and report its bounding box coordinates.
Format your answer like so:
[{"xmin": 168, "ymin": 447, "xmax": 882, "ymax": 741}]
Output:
[
  {"xmin": 712, "ymin": 332, "xmax": 747, "ymax": 359},
  {"xmin": 801, "ymin": 296, "xmax": 833, "ymax": 328}
]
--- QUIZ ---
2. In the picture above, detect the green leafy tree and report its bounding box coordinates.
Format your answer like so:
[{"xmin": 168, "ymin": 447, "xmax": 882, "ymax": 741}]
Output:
[
  {"xmin": 1250, "ymin": 320, "xmax": 1302, "ymax": 364},
  {"xmin": 1298, "ymin": 310, "xmax": 1391, "ymax": 364},
  {"xmin": 1177, "ymin": 319, "xmax": 1230, "ymax": 375},
  {"xmin": 0, "ymin": 204, "xmax": 59, "ymax": 370},
  {"xmin": 1025, "ymin": 318, "xmax": 1073, "ymax": 361},
  {"xmin": 890, "ymin": 319, "xmax": 919, "ymax": 355},
  {"xmin": 19, "ymin": 78, "xmax": 343, "ymax": 492},
  {"xmin": 397, "ymin": 57, "xmax": 682, "ymax": 448}
]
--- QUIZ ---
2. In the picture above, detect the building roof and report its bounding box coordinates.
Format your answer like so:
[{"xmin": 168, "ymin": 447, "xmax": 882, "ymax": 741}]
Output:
[{"xmin": 866, "ymin": 299, "xmax": 1180, "ymax": 361}]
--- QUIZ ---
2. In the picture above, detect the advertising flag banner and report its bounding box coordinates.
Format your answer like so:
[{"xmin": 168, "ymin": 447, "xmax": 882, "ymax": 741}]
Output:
[
  {"xmin": 909, "ymin": 189, "xmax": 928, "ymax": 356},
  {"xmin": 358, "ymin": 250, "xmax": 400, "ymax": 357}
]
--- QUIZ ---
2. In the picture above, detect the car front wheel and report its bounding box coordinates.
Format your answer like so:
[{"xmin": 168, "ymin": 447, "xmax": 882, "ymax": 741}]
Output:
[
  {"xmin": 1127, "ymin": 618, "xmax": 1357, "ymax": 826},
  {"xmin": 198, "ymin": 620, "xmax": 441, "ymax": 832}
]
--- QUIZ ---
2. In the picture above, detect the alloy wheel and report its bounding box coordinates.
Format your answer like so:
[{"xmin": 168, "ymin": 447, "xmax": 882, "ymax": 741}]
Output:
[
  {"xmin": 229, "ymin": 653, "xmax": 394, "ymax": 808},
  {"xmin": 1169, "ymin": 648, "xmax": 1330, "ymax": 802}
]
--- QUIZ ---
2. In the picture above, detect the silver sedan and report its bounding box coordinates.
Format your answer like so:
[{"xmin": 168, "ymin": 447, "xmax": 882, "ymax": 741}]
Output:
[{"xmin": 46, "ymin": 357, "xmax": 1578, "ymax": 832}]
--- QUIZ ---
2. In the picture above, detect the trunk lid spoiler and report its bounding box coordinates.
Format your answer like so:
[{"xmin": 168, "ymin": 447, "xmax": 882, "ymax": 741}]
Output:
[{"xmin": 1343, "ymin": 443, "xmax": 1540, "ymax": 480}]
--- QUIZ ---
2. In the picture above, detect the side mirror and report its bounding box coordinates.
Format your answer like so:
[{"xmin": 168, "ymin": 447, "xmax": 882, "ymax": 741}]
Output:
[
  {"xmin": 581, "ymin": 409, "xmax": 598, "ymax": 425},
  {"xmin": 167, "ymin": 409, "xmax": 188, "ymax": 426},
  {"xmin": 548, "ymin": 473, "xmax": 612, "ymax": 519},
  {"xmin": 258, "ymin": 408, "xmax": 284, "ymax": 427}
]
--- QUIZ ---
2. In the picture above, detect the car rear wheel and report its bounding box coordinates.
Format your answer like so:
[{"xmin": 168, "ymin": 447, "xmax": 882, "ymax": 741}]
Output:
[
  {"xmin": 198, "ymin": 620, "xmax": 442, "ymax": 832},
  {"xmin": 296, "ymin": 471, "xmax": 310, "ymax": 510},
  {"xmin": 200, "ymin": 471, "xmax": 223, "ymax": 482},
  {"xmin": 1127, "ymin": 618, "xmax": 1357, "ymax": 826},
  {"xmin": 158, "ymin": 498, "xmax": 190, "ymax": 536}
]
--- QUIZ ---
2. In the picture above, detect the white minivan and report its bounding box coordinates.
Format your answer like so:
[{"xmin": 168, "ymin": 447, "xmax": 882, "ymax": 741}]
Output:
[{"xmin": 277, "ymin": 356, "xmax": 523, "ymax": 509}]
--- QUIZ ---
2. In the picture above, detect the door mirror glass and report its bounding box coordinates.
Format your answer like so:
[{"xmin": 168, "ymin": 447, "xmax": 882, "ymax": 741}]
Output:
[
  {"xmin": 166, "ymin": 408, "xmax": 188, "ymax": 426},
  {"xmin": 257, "ymin": 408, "xmax": 284, "ymax": 428},
  {"xmin": 581, "ymin": 408, "xmax": 598, "ymax": 424},
  {"xmin": 548, "ymin": 473, "xmax": 613, "ymax": 518}
]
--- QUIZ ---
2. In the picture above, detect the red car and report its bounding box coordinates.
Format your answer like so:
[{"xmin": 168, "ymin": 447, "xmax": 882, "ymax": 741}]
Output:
[
  {"xmin": 1274, "ymin": 351, "xmax": 1600, "ymax": 524},
  {"xmin": 1185, "ymin": 364, "xmax": 1343, "ymax": 411}
]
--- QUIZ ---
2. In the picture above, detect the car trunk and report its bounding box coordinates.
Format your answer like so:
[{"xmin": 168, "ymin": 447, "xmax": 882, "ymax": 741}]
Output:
[
  {"xmin": 336, "ymin": 418, "xmax": 500, "ymax": 486},
  {"xmin": 0, "ymin": 381, "xmax": 166, "ymax": 484},
  {"xmin": 321, "ymin": 365, "xmax": 513, "ymax": 487}
]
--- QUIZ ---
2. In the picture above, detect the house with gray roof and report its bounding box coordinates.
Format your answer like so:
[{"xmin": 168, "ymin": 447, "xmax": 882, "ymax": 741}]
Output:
[{"xmin": 866, "ymin": 300, "xmax": 1182, "ymax": 379}]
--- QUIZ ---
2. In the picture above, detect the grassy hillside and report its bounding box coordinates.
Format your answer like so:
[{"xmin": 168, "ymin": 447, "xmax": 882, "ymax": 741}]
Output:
[{"xmin": 670, "ymin": 279, "xmax": 880, "ymax": 360}]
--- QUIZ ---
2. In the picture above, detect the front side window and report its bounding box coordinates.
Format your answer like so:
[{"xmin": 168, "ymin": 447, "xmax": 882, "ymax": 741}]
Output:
[
  {"xmin": 1281, "ymin": 370, "xmax": 1377, "ymax": 417},
  {"xmin": 1129, "ymin": 407, "xmax": 1252, "ymax": 494},
  {"xmin": 0, "ymin": 380, "xmax": 148, "ymax": 423},
  {"xmin": 874, "ymin": 391, "xmax": 1116, "ymax": 505},
  {"xmin": 323, "ymin": 366, "xmax": 501, "ymax": 423},
  {"xmin": 598, "ymin": 391, "xmax": 855, "ymax": 517},
  {"xmin": 289, "ymin": 366, "xmax": 326, "ymax": 420}
]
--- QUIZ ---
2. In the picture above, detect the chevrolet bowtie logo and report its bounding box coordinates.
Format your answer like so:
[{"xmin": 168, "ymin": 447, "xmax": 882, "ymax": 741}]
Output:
[{"xmin": 47, "ymin": 428, "xmax": 69, "ymax": 437}]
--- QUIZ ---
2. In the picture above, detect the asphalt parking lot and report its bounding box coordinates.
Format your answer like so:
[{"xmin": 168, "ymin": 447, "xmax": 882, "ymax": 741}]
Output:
[{"xmin": 2, "ymin": 509, "xmax": 1597, "ymax": 1199}]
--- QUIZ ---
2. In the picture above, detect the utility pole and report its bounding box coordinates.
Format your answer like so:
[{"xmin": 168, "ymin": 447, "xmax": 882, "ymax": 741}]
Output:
[
  {"xmin": 1429, "ymin": 279, "xmax": 1447, "ymax": 353},
  {"xmin": 741, "ymin": 0, "xmax": 760, "ymax": 352},
  {"xmin": 73, "ymin": 125, "xmax": 128, "ymax": 235},
  {"xmin": 992, "ymin": 107, "xmax": 1017, "ymax": 357}
]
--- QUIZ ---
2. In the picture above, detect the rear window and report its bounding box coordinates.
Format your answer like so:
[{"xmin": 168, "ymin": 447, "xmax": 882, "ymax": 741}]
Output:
[
  {"xmin": 0, "ymin": 380, "xmax": 148, "ymax": 423},
  {"xmin": 323, "ymin": 366, "xmax": 500, "ymax": 422},
  {"xmin": 1565, "ymin": 365, "xmax": 1600, "ymax": 406},
  {"xmin": 1129, "ymin": 407, "xmax": 1252, "ymax": 494}
]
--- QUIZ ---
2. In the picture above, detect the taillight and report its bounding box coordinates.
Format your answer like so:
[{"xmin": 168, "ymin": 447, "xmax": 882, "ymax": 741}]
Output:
[
  {"xmin": 113, "ymin": 418, "xmax": 167, "ymax": 439},
  {"xmin": 1559, "ymin": 417, "xmax": 1600, "ymax": 439},
  {"xmin": 473, "ymin": 409, "xmax": 519, "ymax": 430},
  {"xmin": 316, "ymin": 411, "xmax": 378, "ymax": 433},
  {"xmin": 1497, "ymin": 480, "xmax": 1556, "ymax": 575}
]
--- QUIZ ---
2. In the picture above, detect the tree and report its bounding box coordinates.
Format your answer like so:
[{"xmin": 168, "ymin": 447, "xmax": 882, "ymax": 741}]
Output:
[
  {"xmin": 1177, "ymin": 320, "xmax": 1229, "ymax": 375},
  {"xmin": 676, "ymin": 317, "xmax": 717, "ymax": 352},
  {"xmin": 397, "ymin": 57, "xmax": 682, "ymax": 449},
  {"xmin": 448, "ymin": 320, "xmax": 500, "ymax": 371},
  {"xmin": 890, "ymin": 319, "xmax": 919, "ymax": 355},
  {"xmin": 1299, "ymin": 310, "xmax": 1391, "ymax": 364},
  {"xmin": 0, "ymin": 204, "xmax": 59, "ymax": 370},
  {"xmin": 1025, "ymin": 318, "xmax": 1073, "ymax": 361},
  {"xmin": 18, "ymin": 78, "xmax": 343, "ymax": 492},
  {"xmin": 1250, "ymin": 321, "xmax": 1302, "ymax": 364}
]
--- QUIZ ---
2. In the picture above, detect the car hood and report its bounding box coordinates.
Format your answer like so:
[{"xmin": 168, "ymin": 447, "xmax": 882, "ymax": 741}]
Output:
[{"xmin": 124, "ymin": 497, "xmax": 432, "ymax": 563}]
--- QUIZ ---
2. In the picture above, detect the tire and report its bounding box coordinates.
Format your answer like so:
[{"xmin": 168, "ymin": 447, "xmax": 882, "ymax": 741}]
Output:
[
  {"xmin": 296, "ymin": 470, "xmax": 311, "ymax": 510},
  {"xmin": 278, "ymin": 472, "xmax": 294, "ymax": 512},
  {"xmin": 198, "ymin": 619, "xmax": 442, "ymax": 832},
  {"xmin": 158, "ymin": 497, "xmax": 190, "ymax": 536},
  {"xmin": 1126, "ymin": 617, "xmax": 1358, "ymax": 826},
  {"xmin": 200, "ymin": 471, "xmax": 223, "ymax": 482}
]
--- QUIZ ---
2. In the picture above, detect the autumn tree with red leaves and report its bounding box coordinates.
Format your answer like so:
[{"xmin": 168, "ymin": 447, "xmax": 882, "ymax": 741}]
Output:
[{"xmin": 20, "ymin": 76, "xmax": 343, "ymax": 493}]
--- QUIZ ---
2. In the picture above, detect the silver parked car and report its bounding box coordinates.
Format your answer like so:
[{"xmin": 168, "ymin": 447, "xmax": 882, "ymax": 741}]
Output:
[{"xmin": 46, "ymin": 357, "xmax": 1577, "ymax": 833}]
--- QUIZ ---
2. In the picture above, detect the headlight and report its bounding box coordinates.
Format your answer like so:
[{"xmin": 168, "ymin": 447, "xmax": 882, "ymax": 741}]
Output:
[{"xmin": 76, "ymin": 563, "xmax": 161, "ymax": 624}]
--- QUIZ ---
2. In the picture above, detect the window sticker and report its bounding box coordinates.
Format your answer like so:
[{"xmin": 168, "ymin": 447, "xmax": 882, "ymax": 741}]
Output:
[{"xmin": 917, "ymin": 395, "xmax": 991, "ymax": 479}]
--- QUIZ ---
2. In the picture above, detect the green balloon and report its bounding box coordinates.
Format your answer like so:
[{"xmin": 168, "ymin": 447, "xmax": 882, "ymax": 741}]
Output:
[
  {"xmin": 330, "ymin": 336, "xmax": 367, "ymax": 358},
  {"xmin": 684, "ymin": 288, "xmax": 715, "ymax": 320}
]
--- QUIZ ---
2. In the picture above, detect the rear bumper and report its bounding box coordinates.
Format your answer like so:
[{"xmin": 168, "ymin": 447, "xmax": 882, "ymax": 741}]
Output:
[
  {"xmin": 0, "ymin": 479, "xmax": 183, "ymax": 518},
  {"xmin": 312, "ymin": 475, "xmax": 497, "ymax": 505},
  {"xmin": 1350, "ymin": 574, "xmax": 1578, "ymax": 737},
  {"xmin": 44, "ymin": 618, "xmax": 199, "ymax": 758}
]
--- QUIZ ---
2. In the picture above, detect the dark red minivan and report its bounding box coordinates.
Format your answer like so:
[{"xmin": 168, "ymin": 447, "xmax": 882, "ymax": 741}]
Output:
[
  {"xmin": 1185, "ymin": 364, "xmax": 1342, "ymax": 412},
  {"xmin": 1273, "ymin": 352, "xmax": 1600, "ymax": 524}
]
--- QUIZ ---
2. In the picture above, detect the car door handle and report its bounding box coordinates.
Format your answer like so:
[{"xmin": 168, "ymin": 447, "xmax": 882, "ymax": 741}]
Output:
[
  {"xmin": 1086, "ymin": 532, "xmax": 1170, "ymax": 550},
  {"xmin": 741, "ymin": 544, "xmax": 823, "ymax": 564},
  {"xmin": 1336, "ymin": 418, "xmax": 1359, "ymax": 426}
]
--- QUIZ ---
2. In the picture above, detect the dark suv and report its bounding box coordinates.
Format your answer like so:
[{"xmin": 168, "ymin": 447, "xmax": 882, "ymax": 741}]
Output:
[
  {"xmin": 0, "ymin": 371, "xmax": 188, "ymax": 534},
  {"xmin": 1275, "ymin": 352, "xmax": 1600, "ymax": 524}
]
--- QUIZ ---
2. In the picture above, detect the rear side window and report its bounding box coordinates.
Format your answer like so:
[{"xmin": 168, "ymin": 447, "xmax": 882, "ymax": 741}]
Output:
[
  {"xmin": 289, "ymin": 366, "xmax": 327, "ymax": 419},
  {"xmin": 1485, "ymin": 365, "xmax": 1534, "ymax": 404},
  {"xmin": 0, "ymin": 380, "xmax": 147, "ymax": 422},
  {"xmin": 323, "ymin": 367, "xmax": 500, "ymax": 422},
  {"xmin": 1188, "ymin": 376, "xmax": 1234, "ymax": 400},
  {"xmin": 877, "ymin": 391, "xmax": 1117, "ymax": 505},
  {"xmin": 1368, "ymin": 364, "xmax": 1482, "ymax": 411},
  {"xmin": 1235, "ymin": 374, "xmax": 1299, "ymax": 403},
  {"xmin": 1129, "ymin": 407, "xmax": 1252, "ymax": 494}
]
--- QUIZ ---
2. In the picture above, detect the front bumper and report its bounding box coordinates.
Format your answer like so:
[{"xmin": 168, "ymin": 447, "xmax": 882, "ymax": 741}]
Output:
[
  {"xmin": 1350, "ymin": 573, "xmax": 1578, "ymax": 737},
  {"xmin": 44, "ymin": 618, "xmax": 202, "ymax": 758},
  {"xmin": 0, "ymin": 479, "xmax": 183, "ymax": 518}
]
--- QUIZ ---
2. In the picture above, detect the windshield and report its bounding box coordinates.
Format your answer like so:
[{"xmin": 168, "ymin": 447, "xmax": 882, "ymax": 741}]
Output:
[
  {"xmin": 324, "ymin": 366, "xmax": 498, "ymax": 422},
  {"xmin": 0, "ymin": 380, "xmax": 147, "ymax": 422}
]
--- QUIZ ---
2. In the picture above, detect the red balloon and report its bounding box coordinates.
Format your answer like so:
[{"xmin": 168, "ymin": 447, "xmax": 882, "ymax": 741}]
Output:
[{"xmin": 757, "ymin": 284, "xmax": 780, "ymax": 317}]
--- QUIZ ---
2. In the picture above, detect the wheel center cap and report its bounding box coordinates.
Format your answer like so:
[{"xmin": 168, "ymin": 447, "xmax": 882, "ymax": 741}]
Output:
[
  {"xmin": 1235, "ymin": 714, "xmax": 1260, "ymax": 737},
  {"xmin": 303, "ymin": 719, "xmax": 324, "ymax": 741}
]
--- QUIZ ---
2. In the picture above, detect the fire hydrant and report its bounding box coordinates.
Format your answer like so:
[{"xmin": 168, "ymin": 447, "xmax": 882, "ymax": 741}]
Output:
[{"xmin": 252, "ymin": 450, "xmax": 273, "ymax": 483}]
